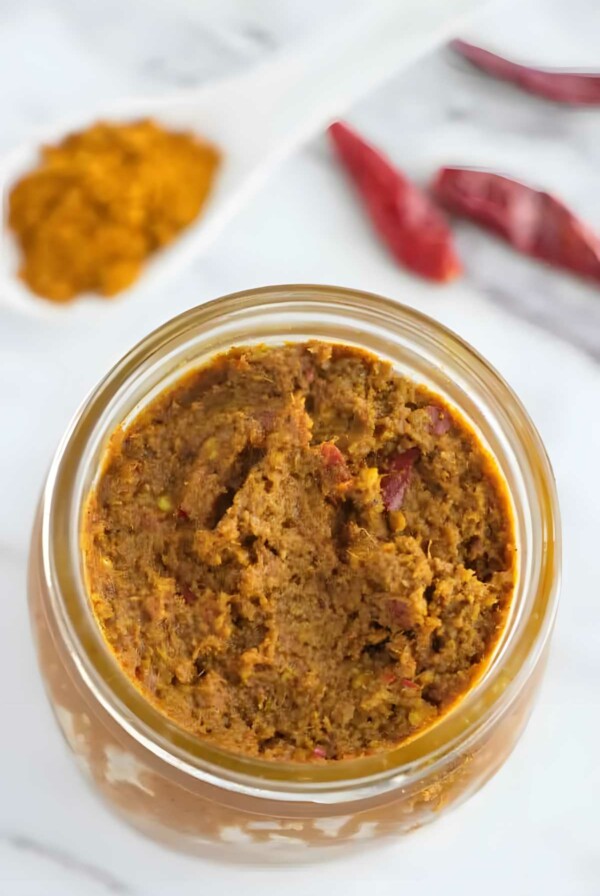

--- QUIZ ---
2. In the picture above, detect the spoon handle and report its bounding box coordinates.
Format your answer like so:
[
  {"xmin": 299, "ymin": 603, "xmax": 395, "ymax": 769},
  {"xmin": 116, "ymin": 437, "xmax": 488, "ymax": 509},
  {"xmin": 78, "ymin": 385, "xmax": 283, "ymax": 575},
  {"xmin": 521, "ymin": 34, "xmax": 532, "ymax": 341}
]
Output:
[{"xmin": 217, "ymin": 0, "xmax": 488, "ymax": 165}]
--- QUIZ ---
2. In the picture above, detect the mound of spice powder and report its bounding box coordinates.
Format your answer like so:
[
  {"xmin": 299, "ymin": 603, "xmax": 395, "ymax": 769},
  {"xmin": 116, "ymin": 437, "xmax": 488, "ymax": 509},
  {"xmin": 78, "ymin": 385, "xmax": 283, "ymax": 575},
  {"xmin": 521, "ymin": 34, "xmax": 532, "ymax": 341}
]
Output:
[{"xmin": 8, "ymin": 119, "xmax": 220, "ymax": 302}]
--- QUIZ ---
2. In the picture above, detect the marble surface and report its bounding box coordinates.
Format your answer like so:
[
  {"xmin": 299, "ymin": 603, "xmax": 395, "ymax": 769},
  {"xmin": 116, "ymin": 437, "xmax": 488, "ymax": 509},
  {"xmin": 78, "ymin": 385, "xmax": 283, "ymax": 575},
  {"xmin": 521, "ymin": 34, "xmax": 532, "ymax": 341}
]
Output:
[{"xmin": 1, "ymin": 0, "xmax": 599, "ymax": 893}]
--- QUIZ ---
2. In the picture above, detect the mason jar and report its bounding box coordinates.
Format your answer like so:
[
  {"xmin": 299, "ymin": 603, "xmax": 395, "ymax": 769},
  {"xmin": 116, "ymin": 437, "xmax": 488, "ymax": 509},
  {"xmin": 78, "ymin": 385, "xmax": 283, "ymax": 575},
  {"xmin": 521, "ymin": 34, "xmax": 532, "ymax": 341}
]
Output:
[{"xmin": 28, "ymin": 285, "xmax": 560, "ymax": 862}]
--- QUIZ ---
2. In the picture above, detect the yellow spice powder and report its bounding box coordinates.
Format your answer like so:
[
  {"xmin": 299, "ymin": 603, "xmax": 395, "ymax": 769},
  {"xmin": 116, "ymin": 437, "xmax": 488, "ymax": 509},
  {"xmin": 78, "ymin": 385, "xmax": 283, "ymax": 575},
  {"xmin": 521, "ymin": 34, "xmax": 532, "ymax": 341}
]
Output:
[{"xmin": 8, "ymin": 119, "xmax": 220, "ymax": 302}]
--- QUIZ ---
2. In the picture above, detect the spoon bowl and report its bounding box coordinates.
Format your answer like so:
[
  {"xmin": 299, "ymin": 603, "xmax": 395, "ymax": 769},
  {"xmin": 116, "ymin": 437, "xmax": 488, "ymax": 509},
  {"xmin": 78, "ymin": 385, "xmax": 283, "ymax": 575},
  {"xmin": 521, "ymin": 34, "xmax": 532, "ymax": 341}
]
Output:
[{"xmin": 0, "ymin": 0, "xmax": 484, "ymax": 319}]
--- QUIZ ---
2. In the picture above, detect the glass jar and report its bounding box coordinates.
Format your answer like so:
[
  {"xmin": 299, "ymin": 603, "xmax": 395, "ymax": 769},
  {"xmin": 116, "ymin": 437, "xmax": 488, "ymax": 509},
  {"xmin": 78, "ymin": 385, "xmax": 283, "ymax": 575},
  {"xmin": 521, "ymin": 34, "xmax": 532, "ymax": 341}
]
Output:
[{"xmin": 28, "ymin": 285, "xmax": 560, "ymax": 861}]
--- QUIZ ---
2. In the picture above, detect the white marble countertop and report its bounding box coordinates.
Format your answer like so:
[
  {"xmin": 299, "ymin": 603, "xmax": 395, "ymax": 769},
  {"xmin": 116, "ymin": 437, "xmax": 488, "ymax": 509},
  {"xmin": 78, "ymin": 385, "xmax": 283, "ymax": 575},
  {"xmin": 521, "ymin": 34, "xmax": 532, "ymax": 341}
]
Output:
[{"xmin": 1, "ymin": 0, "xmax": 599, "ymax": 893}]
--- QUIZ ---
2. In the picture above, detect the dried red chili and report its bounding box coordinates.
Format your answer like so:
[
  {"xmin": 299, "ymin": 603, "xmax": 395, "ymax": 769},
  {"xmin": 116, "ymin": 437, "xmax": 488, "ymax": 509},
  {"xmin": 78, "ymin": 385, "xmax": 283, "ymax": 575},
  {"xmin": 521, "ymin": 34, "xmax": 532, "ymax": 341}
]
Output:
[
  {"xmin": 328, "ymin": 121, "xmax": 461, "ymax": 282},
  {"xmin": 426, "ymin": 405, "xmax": 451, "ymax": 435},
  {"xmin": 451, "ymin": 39, "xmax": 600, "ymax": 105},
  {"xmin": 255, "ymin": 409, "xmax": 276, "ymax": 434},
  {"xmin": 320, "ymin": 442, "xmax": 346, "ymax": 467},
  {"xmin": 387, "ymin": 598, "xmax": 416, "ymax": 628},
  {"xmin": 434, "ymin": 167, "xmax": 600, "ymax": 284},
  {"xmin": 319, "ymin": 441, "xmax": 351, "ymax": 484},
  {"xmin": 380, "ymin": 447, "xmax": 420, "ymax": 511},
  {"xmin": 180, "ymin": 585, "xmax": 197, "ymax": 605},
  {"xmin": 384, "ymin": 446, "xmax": 421, "ymax": 473}
]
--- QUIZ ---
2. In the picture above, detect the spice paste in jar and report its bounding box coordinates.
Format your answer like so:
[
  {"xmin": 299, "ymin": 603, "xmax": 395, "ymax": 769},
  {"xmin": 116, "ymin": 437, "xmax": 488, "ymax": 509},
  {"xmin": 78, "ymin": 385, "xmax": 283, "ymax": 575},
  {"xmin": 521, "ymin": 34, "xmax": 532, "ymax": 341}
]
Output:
[{"xmin": 82, "ymin": 342, "xmax": 515, "ymax": 761}]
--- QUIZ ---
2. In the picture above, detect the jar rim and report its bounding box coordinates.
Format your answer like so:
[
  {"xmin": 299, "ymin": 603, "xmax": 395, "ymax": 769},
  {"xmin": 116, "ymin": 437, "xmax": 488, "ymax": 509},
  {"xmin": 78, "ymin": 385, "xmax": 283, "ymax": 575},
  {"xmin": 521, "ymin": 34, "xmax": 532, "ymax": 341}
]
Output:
[{"xmin": 41, "ymin": 284, "xmax": 560, "ymax": 801}]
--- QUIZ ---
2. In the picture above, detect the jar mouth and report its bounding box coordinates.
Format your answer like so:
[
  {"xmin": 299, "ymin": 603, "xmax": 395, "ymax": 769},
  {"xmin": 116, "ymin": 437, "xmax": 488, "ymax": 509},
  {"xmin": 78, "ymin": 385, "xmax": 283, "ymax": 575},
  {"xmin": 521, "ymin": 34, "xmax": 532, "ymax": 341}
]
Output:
[{"xmin": 42, "ymin": 284, "xmax": 560, "ymax": 800}]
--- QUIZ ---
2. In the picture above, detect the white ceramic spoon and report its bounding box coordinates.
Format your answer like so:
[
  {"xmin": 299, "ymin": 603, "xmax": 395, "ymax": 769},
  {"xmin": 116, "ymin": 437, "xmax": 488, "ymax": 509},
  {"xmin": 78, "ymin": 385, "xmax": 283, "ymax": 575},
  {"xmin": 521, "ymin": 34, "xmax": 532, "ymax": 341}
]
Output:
[{"xmin": 0, "ymin": 0, "xmax": 485, "ymax": 318}]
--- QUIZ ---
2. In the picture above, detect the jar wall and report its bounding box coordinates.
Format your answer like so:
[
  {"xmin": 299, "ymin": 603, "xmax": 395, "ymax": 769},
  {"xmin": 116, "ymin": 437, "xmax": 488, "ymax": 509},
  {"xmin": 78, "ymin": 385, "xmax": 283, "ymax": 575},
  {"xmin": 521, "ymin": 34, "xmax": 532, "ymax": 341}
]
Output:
[
  {"xmin": 29, "ymin": 288, "xmax": 559, "ymax": 861},
  {"xmin": 29, "ymin": 509, "xmax": 548, "ymax": 861}
]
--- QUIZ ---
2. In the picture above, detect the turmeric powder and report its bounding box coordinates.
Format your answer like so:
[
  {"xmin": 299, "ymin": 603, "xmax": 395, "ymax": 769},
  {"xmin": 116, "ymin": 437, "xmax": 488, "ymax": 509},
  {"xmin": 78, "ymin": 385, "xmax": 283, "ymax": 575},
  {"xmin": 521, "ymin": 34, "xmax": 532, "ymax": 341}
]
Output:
[{"xmin": 8, "ymin": 120, "xmax": 220, "ymax": 302}]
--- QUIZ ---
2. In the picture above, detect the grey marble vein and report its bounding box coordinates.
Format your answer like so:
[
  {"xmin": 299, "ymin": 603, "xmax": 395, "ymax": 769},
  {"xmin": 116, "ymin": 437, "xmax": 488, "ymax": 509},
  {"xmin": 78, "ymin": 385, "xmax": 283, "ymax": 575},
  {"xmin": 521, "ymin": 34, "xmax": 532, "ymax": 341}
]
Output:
[
  {"xmin": 4, "ymin": 833, "xmax": 136, "ymax": 894},
  {"xmin": 453, "ymin": 227, "xmax": 600, "ymax": 363},
  {"xmin": 480, "ymin": 281, "xmax": 600, "ymax": 363}
]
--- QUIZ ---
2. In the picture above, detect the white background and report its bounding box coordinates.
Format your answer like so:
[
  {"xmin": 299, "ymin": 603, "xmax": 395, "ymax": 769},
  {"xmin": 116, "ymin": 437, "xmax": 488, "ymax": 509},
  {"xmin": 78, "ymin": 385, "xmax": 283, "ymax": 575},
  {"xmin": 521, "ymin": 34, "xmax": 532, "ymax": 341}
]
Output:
[{"xmin": 1, "ymin": 0, "xmax": 599, "ymax": 893}]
